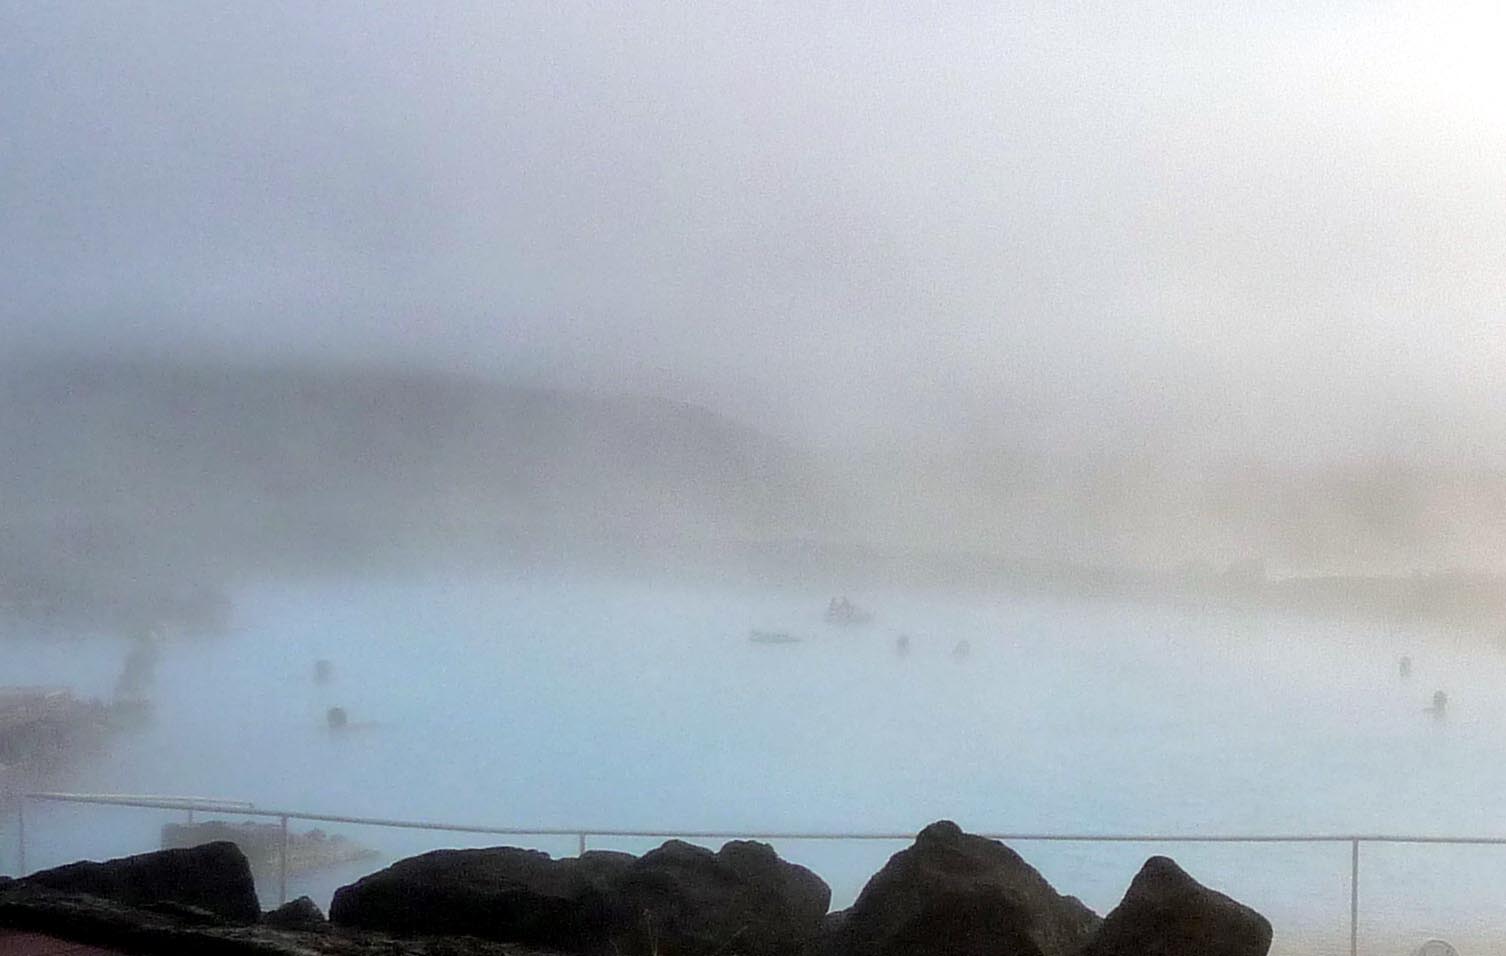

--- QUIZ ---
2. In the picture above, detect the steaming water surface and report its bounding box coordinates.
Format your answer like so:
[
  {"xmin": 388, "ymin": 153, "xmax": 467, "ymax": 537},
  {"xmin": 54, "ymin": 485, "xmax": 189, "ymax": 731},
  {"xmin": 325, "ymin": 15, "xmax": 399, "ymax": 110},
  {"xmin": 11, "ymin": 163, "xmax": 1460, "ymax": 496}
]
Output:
[{"xmin": 7, "ymin": 572, "xmax": 1506, "ymax": 955}]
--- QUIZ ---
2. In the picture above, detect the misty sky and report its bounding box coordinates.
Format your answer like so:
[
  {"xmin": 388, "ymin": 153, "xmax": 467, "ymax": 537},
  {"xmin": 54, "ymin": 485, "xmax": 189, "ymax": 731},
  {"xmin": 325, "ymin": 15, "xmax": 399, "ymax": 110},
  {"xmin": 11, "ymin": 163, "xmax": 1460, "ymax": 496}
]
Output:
[{"xmin": 4, "ymin": 2, "xmax": 1505, "ymax": 455}]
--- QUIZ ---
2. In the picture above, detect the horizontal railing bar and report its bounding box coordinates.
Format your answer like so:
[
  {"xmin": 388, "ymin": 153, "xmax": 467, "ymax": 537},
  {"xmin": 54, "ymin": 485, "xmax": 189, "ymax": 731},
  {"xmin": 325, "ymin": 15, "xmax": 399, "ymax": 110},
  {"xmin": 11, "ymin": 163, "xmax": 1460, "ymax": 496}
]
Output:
[
  {"xmin": 30, "ymin": 793, "xmax": 1506, "ymax": 847},
  {"xmin": 25, "ymin": 793, "xmax": 254, "ymax": 812},
  {"xmin": 26, "ymin": 792, "xmax": 255, "ymax": 810}
]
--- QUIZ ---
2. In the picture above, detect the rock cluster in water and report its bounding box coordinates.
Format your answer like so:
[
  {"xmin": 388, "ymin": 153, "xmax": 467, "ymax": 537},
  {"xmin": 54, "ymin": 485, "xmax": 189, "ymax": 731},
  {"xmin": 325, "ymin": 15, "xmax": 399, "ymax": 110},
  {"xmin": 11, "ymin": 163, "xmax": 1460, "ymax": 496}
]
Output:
[{"xmin": 0, "ymin": 822, "xmax": 1273, "ymax": 956}]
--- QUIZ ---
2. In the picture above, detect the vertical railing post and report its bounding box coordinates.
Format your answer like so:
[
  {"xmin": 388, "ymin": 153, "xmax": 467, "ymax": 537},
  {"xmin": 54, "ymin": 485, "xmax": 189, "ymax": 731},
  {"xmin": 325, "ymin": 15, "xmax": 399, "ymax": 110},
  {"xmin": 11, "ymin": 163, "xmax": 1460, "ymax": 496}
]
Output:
[
  {"xmin": 1349, "ymin": 838, "xmax": 1359, "ymax": 956},
  {"xmin": 578, "ymin": 832, "xmax": 587, "ymax": 856},
  {"xmin": 16, "ymin": 794, "xmax": 25, "ymax": 877},
  {"xmin": 278, "ymin": 815, "xmax": 289, "ymax": 906}
]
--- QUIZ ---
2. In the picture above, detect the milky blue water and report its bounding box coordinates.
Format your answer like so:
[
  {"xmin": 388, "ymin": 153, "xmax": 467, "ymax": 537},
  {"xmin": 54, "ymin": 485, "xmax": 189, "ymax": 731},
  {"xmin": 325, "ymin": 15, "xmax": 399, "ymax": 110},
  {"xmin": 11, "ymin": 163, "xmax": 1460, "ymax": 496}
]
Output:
[{"xmin": 5, "ymin": 571, "xmax": 1505, "ymax": 955}]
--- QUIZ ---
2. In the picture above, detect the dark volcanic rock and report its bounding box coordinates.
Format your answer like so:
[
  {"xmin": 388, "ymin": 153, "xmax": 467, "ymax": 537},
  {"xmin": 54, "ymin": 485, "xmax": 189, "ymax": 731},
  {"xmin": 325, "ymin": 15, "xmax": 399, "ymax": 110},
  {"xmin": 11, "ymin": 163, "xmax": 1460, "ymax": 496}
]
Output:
[
  {"xmin": 614, "ymin": 838, "xmax": 831, "ymax": 956},
  {"xmin": 138, "ymin": 899, "xmax": 228, "ymax": 925},
  {"xmin": 331, "ymin": 839, "xmax": 830, "ymax": 956},
  {"xmin": 19, "ymin": 841, "xmax": 259, "ymax": 924},
  {"xmin": 801, "ymin": 909, "xmax": 850, "ymax": 956},
  {"xmin": 329, "ymin": 846, "xmax": 635, "ymax": 948},
  {"xmin": 838, "ymin": 820, "xmax": 1100, "ymax": 956},
  {"xmin": 1080, "ymin": 856, "xmax": 1271, "ymax": 956},
  {"xmin": 0, "ymin": 882, "xmax": 563, "ymax": 955},
  {"xmin": 263, "ymin": 894, "xmax": 326, "ymax": 930}
]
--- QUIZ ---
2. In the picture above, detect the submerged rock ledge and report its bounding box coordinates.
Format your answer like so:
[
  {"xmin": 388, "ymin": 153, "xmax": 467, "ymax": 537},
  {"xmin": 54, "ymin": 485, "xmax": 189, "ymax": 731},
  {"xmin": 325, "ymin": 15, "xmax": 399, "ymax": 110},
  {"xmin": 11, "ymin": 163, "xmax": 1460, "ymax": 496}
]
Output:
[{"xmin": 0, "ymin": 822, "xmax": 1272, "ymax": 956}]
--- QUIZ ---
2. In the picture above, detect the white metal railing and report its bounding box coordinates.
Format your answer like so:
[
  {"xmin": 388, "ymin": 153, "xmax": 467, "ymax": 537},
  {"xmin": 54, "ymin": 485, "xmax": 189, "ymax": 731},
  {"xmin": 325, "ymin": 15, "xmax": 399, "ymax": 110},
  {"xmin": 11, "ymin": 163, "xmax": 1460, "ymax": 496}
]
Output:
[{"xmin": 11, "ymin": 791, "xmax": 1499, "ymax": 956}]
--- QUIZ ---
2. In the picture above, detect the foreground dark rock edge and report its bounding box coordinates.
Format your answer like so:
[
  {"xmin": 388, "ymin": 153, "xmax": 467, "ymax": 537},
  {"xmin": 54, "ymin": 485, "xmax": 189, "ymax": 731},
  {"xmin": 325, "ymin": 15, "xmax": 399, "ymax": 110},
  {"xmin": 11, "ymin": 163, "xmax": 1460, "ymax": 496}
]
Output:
[
  {"xmin": 0, "ymin": 821, "xmax": 1273, "ymax": 956},
  {"xmin": 17, "ymin": 840, "xmax": 260, "ymax": 923},
  {"xmin": 0, "ymin": 886, "xmax": 563, "ymax": 956}
]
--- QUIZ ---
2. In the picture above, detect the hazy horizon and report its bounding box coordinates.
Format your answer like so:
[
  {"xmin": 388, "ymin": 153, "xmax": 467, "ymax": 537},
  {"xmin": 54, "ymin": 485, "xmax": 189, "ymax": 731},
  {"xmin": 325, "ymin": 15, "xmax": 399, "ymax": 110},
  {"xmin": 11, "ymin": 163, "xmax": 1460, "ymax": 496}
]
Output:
[{"xmin": 5, "ymin": 1, "xmax": 1506, "ymax": 600}]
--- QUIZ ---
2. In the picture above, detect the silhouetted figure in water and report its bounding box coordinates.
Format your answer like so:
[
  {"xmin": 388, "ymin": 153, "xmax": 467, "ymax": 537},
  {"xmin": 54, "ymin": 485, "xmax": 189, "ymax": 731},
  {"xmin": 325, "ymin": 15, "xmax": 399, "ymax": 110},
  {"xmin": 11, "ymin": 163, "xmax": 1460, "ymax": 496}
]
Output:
[
  {"xmin": 1426, "ymin": 690, "xmax": 1447, "ymax": 718},
  {"xmin": 895, "ymin": 634, "xmax": 911, "ymax": 656},
  {"xmin": 327, "ymin": 706, "xmax": 348, "ymax": 730},
  {"xmin": 952, "ymin": 640, "xmax": 971, "ymax": 659},
  {"xmin": 1399, "ymin": 656, "xmax": 1412, "ymax": 678},
  {"xmin": 315, "ymin": 659, "xmax": 333, "ymax": 684},
  {"xmin": 114, "ymin": 632, "xmax": 161, "ymax": 709}
]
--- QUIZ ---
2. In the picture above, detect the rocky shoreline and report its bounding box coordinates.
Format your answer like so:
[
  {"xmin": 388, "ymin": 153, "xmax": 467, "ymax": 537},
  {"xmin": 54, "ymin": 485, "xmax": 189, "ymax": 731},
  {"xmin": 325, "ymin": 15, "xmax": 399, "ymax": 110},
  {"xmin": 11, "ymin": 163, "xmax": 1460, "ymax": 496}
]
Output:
[{"xmin": 0, "ymin": 821, "xmax": 1271, "ymax": 956}]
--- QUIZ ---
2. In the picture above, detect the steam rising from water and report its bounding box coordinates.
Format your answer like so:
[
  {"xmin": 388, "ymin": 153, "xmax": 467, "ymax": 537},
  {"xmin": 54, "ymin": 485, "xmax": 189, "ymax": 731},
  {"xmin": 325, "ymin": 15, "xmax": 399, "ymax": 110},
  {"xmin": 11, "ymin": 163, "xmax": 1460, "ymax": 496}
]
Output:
[
  {"xmin": 4, "ymin": 4, "xmax": 1506, "ymax": 466},
  {"xmin": 5, "ymin": 5, "xmax": 1506, "ymax": 953}
]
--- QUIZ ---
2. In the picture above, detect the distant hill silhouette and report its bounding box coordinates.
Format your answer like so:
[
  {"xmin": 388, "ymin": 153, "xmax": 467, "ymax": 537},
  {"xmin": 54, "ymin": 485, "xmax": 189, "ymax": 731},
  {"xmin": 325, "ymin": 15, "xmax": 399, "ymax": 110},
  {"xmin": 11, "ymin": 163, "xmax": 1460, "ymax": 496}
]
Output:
[
  {"xmin": 0, "ymin": 358, "xmax": 826, "ymax": 628},
  {"xmin": 6, "ymin": 356, "xmax": 1506, "ymax": 632}
]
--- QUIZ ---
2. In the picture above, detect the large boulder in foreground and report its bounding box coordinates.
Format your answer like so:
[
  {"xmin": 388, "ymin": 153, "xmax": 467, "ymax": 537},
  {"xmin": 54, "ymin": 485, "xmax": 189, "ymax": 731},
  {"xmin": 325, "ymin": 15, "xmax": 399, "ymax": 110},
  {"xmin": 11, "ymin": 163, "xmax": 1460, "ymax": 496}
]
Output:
[
  {"xmin": 614, "ymin": 838, "xmax": 831, "ymax": 956},
  {"xmin": 1080, "ymin": 856, "xmax": 1271, "ymax": 956},
  {"xmin": 18, "ymin": 841, "xmax": 258, "ymax": 924},
  {"xmin": 801, "ymin": 909, "xmax": 850, "ymax": 956},
  {"xmin": 329, "ymin": 846, "xmax": 635, "ymax": 948},
  {"xmin": 330, "ymin": 839, "xmax": 830, "ymax": 955},
  {"xmin": 838, "ymin": 820, "xmax": 1100, "ymax": 956}
]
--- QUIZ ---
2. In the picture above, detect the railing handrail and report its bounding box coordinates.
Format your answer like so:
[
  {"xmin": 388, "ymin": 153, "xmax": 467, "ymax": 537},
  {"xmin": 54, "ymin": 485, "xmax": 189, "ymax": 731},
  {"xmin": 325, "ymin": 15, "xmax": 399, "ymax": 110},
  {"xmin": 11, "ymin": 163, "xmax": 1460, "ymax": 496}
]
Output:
[
  {"xmin": 17, "ymin": 789, "xmax": 1496, "ymax": 956},
  {"xmin": 20, "ymin": 791, "xmax": 1506, "ymax": 845},
  {"xmin": 25, "ymin": 792, "xmax": 255, "ymax": 812}
]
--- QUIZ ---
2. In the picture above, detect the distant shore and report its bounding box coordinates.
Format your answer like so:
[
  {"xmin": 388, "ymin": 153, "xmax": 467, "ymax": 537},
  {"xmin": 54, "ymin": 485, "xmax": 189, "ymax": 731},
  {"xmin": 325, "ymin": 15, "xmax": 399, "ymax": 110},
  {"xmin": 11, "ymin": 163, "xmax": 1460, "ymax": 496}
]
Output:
[{"xmin": 5, "ymin": 524, "xmax": 1503, "ymax": 639}]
